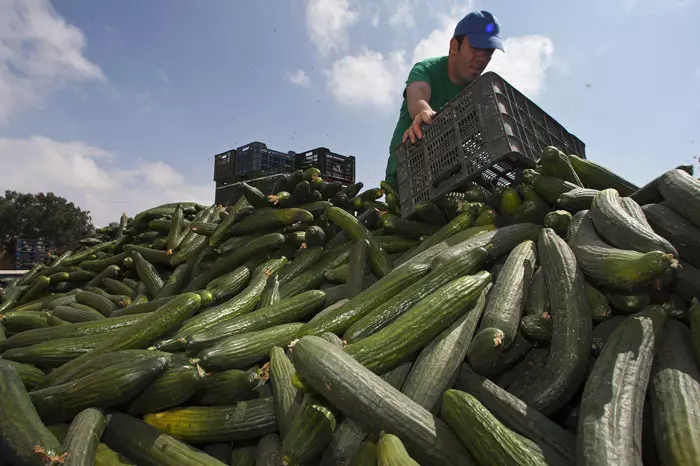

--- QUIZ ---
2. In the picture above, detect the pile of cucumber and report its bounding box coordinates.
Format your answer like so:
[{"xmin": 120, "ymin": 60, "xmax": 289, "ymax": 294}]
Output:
[{"xmin": 1, "ymin": 152, "xmax": 699, "ymax": 465}]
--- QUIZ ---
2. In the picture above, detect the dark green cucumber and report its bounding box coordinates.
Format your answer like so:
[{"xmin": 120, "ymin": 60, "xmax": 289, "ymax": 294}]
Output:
[
  {"xmin": 144, "ymin": 397, "xmax": 277, "ymax": 443},
  {"xmin": 643, "ymin": 203, "xmax": 700, "ymax": 267},
  {"xmin": 556, "ymin": 187, "xmax": 599, "ymax": 212},
  {"xmin": 508, "ymin": 228, "xmax": 591, "ymax": 416},
  {"xmin": 374, "ymin": 235, "xmax": 418, "ymax": 254},
  {"xmin": 61, "ymin": 408, "xmax": 107, "ymax": 466},
  {"xmin": 207, "ymin": 233, "xmax": 285, "ymax": 280},
  {"xmin": 568, "ymin": 211, "xmax": 676, "ymax": 290},
  {"xmin": 522, "ymin": 169, "xmax": 579, "ymax": 204},
  {"xmin": 0, "ymin": 310, "xmax": 51, "ymax": 332},
  {"xmin": 278, "ymin": 246, "xmax": 325, "ymax": 284},
  {"xmin": 279, "ymin": 243, "xmax": 352, "ymax": 298},
  {"xmin": 128, "ymin": 364, "xmax": 204, "ymax": 415},
  {"xmin": 17, "ymin": 276, "xmax": 51, "ymax": 305},
  {"xmin": 590, "ymin": 188, "xmax": 678, "ymax": 257},
  {"xmin": 568, "ymin": 154, "xmax": 638, "ymax": 195},
  {"xmin": 540, "ymin": 146, "xmax": 583, "ymax": 186},
  {"xmin": 404, "ymin": 205, "xmax": 480, "ymax": 261},
  {"xmin": 630, "ymin": 165, "xmax": 694, "ymax": 206},
  {"xmin": 83, "ymin": 287, "xmax": 131, "ymax": 307},
  {"xmin": 281, "ymin": 394, "xmax": 337, "ymax": 465},
  {"xmin": 205, "ymin": 264, "xmax": 251, "ymax": 302},
  {"xmin": 194, "ymin": 365, "xmax": 265, "ymax": 406},
  {"xmin": 544, "ymin": 210, "xmax": 572, "ymax": 237},
  {"xmin": 657, "ymin": 168, "xmax": 700, "ymax": 227},
  {"xmin": 40, "ymin": 292, "xmax": 202, "ymax": 388},
  {"xmin": 401, "ymin": 289, "xmax": 487, "ymax": 412},
  {"xmin": 586, "ymin": 282, "xmax": 613, "ymax": 322},
  {"xmin": 228, "ymin": 209, "xmax": 313, "ymax": 236},
  {"xmin": 62, "ymin": 239, "xmax": 119, "ymax": 266},
  {"xmin": 2, "ymin": 332, "xmax": 112, "ymax": 366},
  {"xmin": 324, "ymin": 263, "xmax": 349, "ymax": 284},
  {"xmin": 299, "ymin": 261, "xmax": 431, "ymax": 338},
  {"xmin": 327, "ymin": 206, "xmax": 392, "ymax": 278},
  {"xmin": 100, "ymin": 278, "xmax": 133, "ymax": 298},
  {"xmin": 441, "ymin": 389, "xmax": 548, "ymax": 466},
  {"xmin": 52, "ymin": 305, "xmax": 105, "ymax": 323},
  {"xmin": 165, "ymin": 204, "xmax": 185, "ymax": 250},
  {"xmin": 350, "ymin": 441, "xmax": 377, "ymax": 466},
  {"xmin": 121, "ymin": 244, "xmax": 172, "ymax": 267},
  {"xmin": 209, "ymin": 195, "xmax": 251, "ymax": 247},
  {"xmin": 577, "ymin": 305, "xmax": 667, "ymax": 465},
  {"xmin": 86, "ymin": 264, "xmax": 121, "ymax": 288},
  {"xmin": 187, "ymin": 290, "xmax": 326, "ymax": 349},
  {"xmin": 590, "ymin": 316, "xmax": 627, "ymax": 357},
  {"xmin": 0, "ymin": 362, "xmax": 63, "ymax": 466},
  {"xmin": 257, "ymin": 433, "xmax": 283, "ymax": 466},
  {"xmin": 111, "ymin": 296, "xmax": 175, "ymax": 317},
  {"xmin": 292, "ymin": 336, "xmax": 474, "ymax": 466},
  {"xmin": 31, "ymin": 357, "xmax": 169, "ymax": 423},
  {"xmin": 606, "ymin": 289, "xmax": 651, "ymax": 314},
  {"xmin": 202, "ymin": 444, "xmax": 232, "ymax": 464},
  {"xmin": 524, "ymin": 267, "xmax": 550, "ymax": 315},
  {"xmin": 132, "ymin": 251, "xmax": 164, "ymax": 298},
  {"xmin": 305, "ymin": 225, "xmax": 326, "ymax": 247},
  {"xmin": 346, "ymin": 271, "xmax": 491, "ymax": 374},
  {"xmin": 431, "ymin": 223, "xmax": 541, "ymax": 269},
  {"xmin": 75, "ymin": 290, "xmax": 118, "ymax": 316},
  {"xmin": 191, "ymin": 221, "xmax": 218, "ymax": 236},
  {"xmin": 257, "ymin": 272, "xmax": 280, "ymax": 309},
  {"xmin": 160, "ymin": 258, "xmax": 287, "ymax": 349},
  {"xmin": 0, "ymin": 284, "xmax": 26, "ymax": 313},
  {"xmin": 345, "ymin": 239, "xmax": 369, "ymax": 299},
  {"xmin": 673, "ymin": 259, "xmax": 700, "ymax": 304},
  {"xmin": 1, "ymin": 360, "xmax": 45, "ymax": 390},
  {"xmin": 456, "ymin": 364, "xmax": 576, "ymax": 465},
  {"xmin": 197, "ymin": 323, "xmax": 304, "ymax": 371},
  {"xmin": 103, "ymin": 412, "xmax": 227, "ymax": 466},
  {"xmin": 344, "ymin": 247, "xmax": 488, "ymax": 343},
  {"xmin": 270, "ymin": 346, "xmax": 302, "ymax": 438},
  {"xmin": 520, "ymin": 312, "xmax": 553, "ymax": 342},
  {"xmin": 379, "ymin": 213, "xmax": 441, "ymax": 239}
]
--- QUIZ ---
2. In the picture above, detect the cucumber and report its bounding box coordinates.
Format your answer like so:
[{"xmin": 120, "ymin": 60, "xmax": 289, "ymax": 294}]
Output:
[
  {"xmin": 520, "ymin": 312, "xmax": 552, "ymax": 342},
  {"xmin": 606, "ymin": 289, "xmax": 651, "ymax": 314},
  {"xmin": 128, "ymin": 364, "xmax": 205, "ymax": 415},
  {"xmin": 568, "ymin": 211, "xmax": 676, "ymax": 290},
  {"xmin": 194, "ymin": 365, "xmax": 265, "ymax": 406},
  {"xmin": 586, "ymin": 282, "xmax": 613, "ymax": 322},
  {"xmin": 568, "ymin": 154, "xmax": 638, "ymax": 195},
  {"xmin": 344, "ymin": 247, "xmax": 488, "ymax": 343},
  {"xmin": 209, "ymin": 195, "xmax": 252, "ymax": 247},
  {"xmin": 279, "ymin": 243, "xmax": 352, "ymax": 298},
  {"xmin": 281, "ymin": 394, "xmax": 337, "ymax": 465},
  {"xmin": 61, "ymin": 408, "xmax": 107, "ymax": 466},
  {"xmin": 657, "ymin": 168, "xmax": 700, "ymax": 228},
  {"xmin": 186, "ymin": 290, "xmax": 325, "ymax": 349},
  {"xmin": 132, "ymin": 251, "xmax": 165, "ymax": 298},
  {"xmin": 257, "ymin": 433, "xmax": 283, "ymax": 466},
  {"xmin": 374, "ymin": 235, "xmax": 418, "ymax": 254},
  {"xmin": 103, "ymin": 412, "xmax": 226, "ymax": 466},
  {"xmin": 327, "ymin": 206, "xmax": 392, "ymax": 278},
  {"xmin": 441, "ymin": 390, "xmax": 548, "ymax": 466},
  {"xmin": 197, "ymin": 323, "xmax": 304, "ymax": 371},
  {"xmin": 0, "ymin": 310, "xmax": 51, "ymax": 332},
  {"xmin": 556, "ymin": 187, "xmax": 599, "ymax": 212},
  {"xmin": 257, "ymin": 272, "xmax": 280, "ymax": 309},
  {"xmin": 508, "ymin": 228, "xmax": 591, "ymax": 416},
  {"xmin": 376, "ymin": 433, "xmax": 419, "ymax": 466},
  {"xmin": 522, "ymin": 169, "xmax": 579, "ymax": 204},
  {"xmin": 1, "ymin": 360, "xmax": 45, "ymax": 390},
  {"xmin": 401, "ymin": 289, "xmax": 487, "ymax": 413},
  {"xmin": 346, "ymin": 271, "xmax": 491, "ymax": 374},
  {"xmin": 346, "ymin": 239, "xmax": 369, "ymax": 299},
  {"xmin": 75, "ymin": 290, "xmax": 118, "ymax": 316},
  {"xmin": 292, "ymin": 336, "xmax": 473, "ymax": 465},
  {"xmin": 207, "ymin": 232, "xmax": 285, "ymax": 280},
  {"xmin": 205, "ymin": 264, "xmax": 251, "ymax": 302},
  {"xmin": 270, "ymin": 346, "xmax": 303, "ymax": 439},
  {"xmin": 31, "ymin": 357, "xmax": 170, "ymax": 423},
  {"xmin": 122, "ymin": 244, "xmax": 172, "ymax": 266},
  {"xmin": 18, "ymin": 276, "xmax": 51, "ymax": 305},
  {"xmin": 577, "ymin": 305, "xmax": 667, "ymax": 465},
  {"xmin": 39, "ymin": 292, "xmax": 202, "ymax": 388},
  {"xmin": 2, "ymin": 332, "xmax": 112, "ymax": 366},
  {"xmin": 524, "ymin": 267, "xmax": 550, "ymax": 316},
  {"xmin": 544, "ymin": 210, "xmax": 572, "ymax": 237},
  {"xmin": 0, "ymin": 362, "xmax": 63, "ymax": 466},
  {"xmin": 228, "ymin": 208, "xmax": 313, "ymax": 236},
  {"xmin": 643, "ymin": 203, "xmax": 700, "ymax": 267},
  {"xmin": 403, "ymin": 205, "xmax": 480, "ymax": 261},
  {"xmin": 278, "ymin": 246, "xmax": 325, "ymax": 284},
  {"xmin": 379, "ymin": 213, "xmax": 441, "ymax": 239},
  {"xmin": 590, "ymin": 189, "xmax": 678, "ymax": 257},
  {"xmin": 230, "ymin": 443, "xmax": 257, "ymax": 466},
  {"xmin": 648, "ymin": 320, "xmax": 700, "ymax": 465},
  {"xmin": 144, "ymin": 397, "xmax": 277, "ymax": 443},
  {"xmin": 540, "ymin": 146, "xmax": 583, "ymax": 186},
  {"xmin": 52, "ymin": 305, "xmax": 105, "ymax": 323},
  {"xmin": 456, "ymin": 365, "xmax": 576, "ymax": 465}
]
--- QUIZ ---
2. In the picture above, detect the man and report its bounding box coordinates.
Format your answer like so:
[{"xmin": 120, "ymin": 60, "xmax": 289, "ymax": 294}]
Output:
[{"xmin": 385, "ymin": 10, "xmax": 505, "ymax": 190}]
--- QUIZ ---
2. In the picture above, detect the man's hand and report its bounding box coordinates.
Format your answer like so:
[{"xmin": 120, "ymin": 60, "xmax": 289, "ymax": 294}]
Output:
[{"xmin": 403, "ymin": 109, "xmax": 436, "ymax": 144}]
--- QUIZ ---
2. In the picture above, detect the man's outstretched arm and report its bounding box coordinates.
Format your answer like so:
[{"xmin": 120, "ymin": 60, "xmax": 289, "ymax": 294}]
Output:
[{"xmin": 403, "ymin": 81, "xmax": 436, "ymax": 144}]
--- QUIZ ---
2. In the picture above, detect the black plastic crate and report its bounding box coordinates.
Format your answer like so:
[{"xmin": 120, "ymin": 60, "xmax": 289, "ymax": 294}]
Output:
[
  {"xmin": 213, "ymin": 150, "xmax": 236, "ymax": 183},
  {"xmin": 235, "ymin": 142, "xmax": 296, "ymax": 178},
  {"xmin": 295, "ymin": 147, "xmax": 355, "ymax": 185},
  {"xmin": 394, "ymin": 71, "xmax": 586, "ymax": 219}
]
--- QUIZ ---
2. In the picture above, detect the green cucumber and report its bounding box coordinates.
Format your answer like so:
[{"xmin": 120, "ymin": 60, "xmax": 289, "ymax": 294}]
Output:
[
  {"xmin": 379, "ymin": 213, "xmax": 441, "ymax": 239},
  {"xmin": 194, "ymin": 365, "xmax": 265, "ymax": 406},
  {"xmin": 281, "ymin": 394, "xmax": 337, "ymax": 465},
  {"xmin": 556, "ymin": 187, "xmax": 599, "ymax": 212},
  {"xmin": 228, "ymin": 208, "xmax": 313, "ymax": 236},
  {"xmin": 544, "ymin": 210, "xmax": 572, "ymax": 237},
  {"xmin": 568, "ymin": 154, "xmax": 638, "ymax": 195},
  {"xmin": 441, "ymin": 389, "xmax": 548, "ymax": 466},
  {"xmin": 0, "ymin": 310, "xmax": 51, "ymax": 332},
  {"xmin": 61, "ymin": 408, "xmax": 107, "ymax": 466},
  {"xmin": 520, "ymin": 312, "xmax": 553, "ymax": 342},
  {"xmin": 257, "ymin": 433, "xmax": 283, "ymax": 466},
  {"xmin": 75, "ymin": 290, "xmax": 118, "ymax": 316},
  {"xmin": 128, "ymin": 364, "xmax": 205, "ymax": 415},
  {"xmin": 197, "ymin": 323, "xmax": 304, "ymax": 371},
  {"xmin": 2, "ymin": 333, "xmax": 112, "ymax": 366},
  {"xmin": 132, "ymin": 251, "xmax": 164, "ymax": 298},
  {"xmin": 270, "ymin": 346, "xmax": 302, "ymax": 438},
  {"xmin": 401, "ymin": 289, "xmax": 487, "ymax": 412},
  {"xmin": 1, "ymin": 360, "xmax": 45, "ymax": 390},
  {"xmin": 606, "ymin": 289, "xmax": 651, "ymax": 314},
  {"xmin": 344, "ymin": 247, "xmax": 488, "ymax": 342},
  {"xmin": 187, "ymin": 290, "xmax": 326, "ymax": 349},
  {"xmin": 350, "ymin": 441, "xmax": 377, "ymax": 466},
  {"xmin": 279, "ymin": 243, "xmax": 352, "ymax": 298},
  {"xmin": 586, "ymin": 283, "xmax": 613, "ymax": 322},
  {"xmin": 376, "ymin": 433, "xmax": 419, "ymax": 466},
  {"xmin": 143, "ymin": 397, "xmax": 277, "ymax": 443},
  {"xmin": 207, "ymin": 233, "xmax": 285, "ymax": 280},
  {"xmin": 346, "ymin": 239, "xmax": 369, "ymax": 299},
  {"xmin": 231, "ymin": 443, "xmax": 257, "ymax": 466},
  {"xmin": 540, "ymin": 146, "xmax": 583, "ymax": 186},
  {"xmin": 17, "ymin": 276, "xmax": 51, "ymax": 305},
  {"xmin": 643, "ymin": 202, "xmax": 700, "ymax": 268},
  {"xmin": 524, "ymin": 267, "xmax": 549, "ymax": 315},
  {"xmin": 121, "ymin": 244, "xmax": 172, "ymax": 267},
  {"xmin": 508, "ymin": 228, "xmax": 591, "ymax": 416},
  {"xmin": 31, "ymin": 357, "xmax": 170, "ymax": 423},
  {"xmin": 0, "ymin": 362, "xmax": 63, "ymax": 466},
  {"xmin": 658, "ymin": 168, "xmax": 700, "ymax": 228},
  {"xmin": 205, "ymin": 264, "xmax": 251, "ymax": 302},
  {"xmin": 324, "ymin": 263, "xmax": 349, "ymax": 284},
  {"xmin": 346, "ymin": 271, "xmax": 491, "ymax": 374},
  {"xmin": 103, "ymin": 412, "xmax": 226, "ymax": 466},
  {"xmin": 292, "ymin": 336, "xmax": 474, "ymax": 465},
  {"xmin": 39, "ymin": 293, "xmax": 202, "ymax": 388},
  {"xmin": 52, "ymin": 305, "xmax": 105, "ymax": 323},
  {"xmin": 522, "ymin": 169, "xmax": 578, "ymax": 204}
]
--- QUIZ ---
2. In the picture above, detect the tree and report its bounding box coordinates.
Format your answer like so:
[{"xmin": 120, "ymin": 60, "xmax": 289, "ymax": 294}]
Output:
[{"xmin": 0, "ymin": 191, "xmax": 95, "ymax": 253}]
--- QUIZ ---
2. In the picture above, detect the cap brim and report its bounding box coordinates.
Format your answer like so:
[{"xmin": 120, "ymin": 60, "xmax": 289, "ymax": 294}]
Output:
[{"xmin": 467, "ymin": 33, "xmax": 505, "ymax": 52}]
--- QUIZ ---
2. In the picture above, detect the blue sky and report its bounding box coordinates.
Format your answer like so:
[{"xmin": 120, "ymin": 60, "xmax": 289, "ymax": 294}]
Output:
[{"xmin": 0, "ymin": 0, "xmax": 698, "ymax": 226}]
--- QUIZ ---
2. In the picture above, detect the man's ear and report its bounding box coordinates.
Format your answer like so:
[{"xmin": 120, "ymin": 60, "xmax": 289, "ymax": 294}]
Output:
[{"xmin": 449, "ymin": 37, "xmax": 459, "ymax": 56}]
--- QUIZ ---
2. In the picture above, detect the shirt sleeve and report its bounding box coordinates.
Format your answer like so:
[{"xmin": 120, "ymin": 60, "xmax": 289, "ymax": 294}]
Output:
[{"xmin": 402, "ymin": 60, "xmax": 432, "ymax": 99}]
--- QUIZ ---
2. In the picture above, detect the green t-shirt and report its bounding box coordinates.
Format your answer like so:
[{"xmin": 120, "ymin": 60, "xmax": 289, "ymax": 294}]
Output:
[{"xmin": 386, "ymin": 55, "xmax": 466, "ymax": 187}]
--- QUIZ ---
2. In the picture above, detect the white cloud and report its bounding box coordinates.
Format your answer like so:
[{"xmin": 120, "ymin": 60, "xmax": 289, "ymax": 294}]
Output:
[
  {"xmin": 0, "ymin": 136, "xmax": 214, "ymax": 227},
  {"xmin": 306, "ymin": 0, "xmax": 358, "ymax": 57},
  {"xmin": 287, "ymin": 69, "xmax": 310, "ymax": 87},
  {"xmin": 486, "ymin": 35, "xmax": 554, "ymax": 97},
  {"xmin": 0, "ymin": 0, "xmax": 106, "ymax": 123},
  {"xmin": 324, "ymin": 48, "xmax": 408, "ymax": 109},
  {"xmin": 389, "ymin": 1, "xmax": 415, "ymax": 29}
]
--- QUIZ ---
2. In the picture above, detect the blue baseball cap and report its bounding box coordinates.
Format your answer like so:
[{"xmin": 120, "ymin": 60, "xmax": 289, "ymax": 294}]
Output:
[{"xmin": 454, "ymin": 10, "xmax": 504, "ymax": 52}]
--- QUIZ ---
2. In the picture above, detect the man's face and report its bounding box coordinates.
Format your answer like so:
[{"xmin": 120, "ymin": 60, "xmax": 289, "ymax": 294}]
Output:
[{"xmin": 452, "ymin": 36, "xmax": 495, "ymax": 81}]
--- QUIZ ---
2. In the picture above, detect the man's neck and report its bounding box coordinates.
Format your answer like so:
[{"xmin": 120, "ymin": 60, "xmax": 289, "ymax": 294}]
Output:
[{"xmin": 447, "ymin": 55, "xmax": 470, "ymax": 87}]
